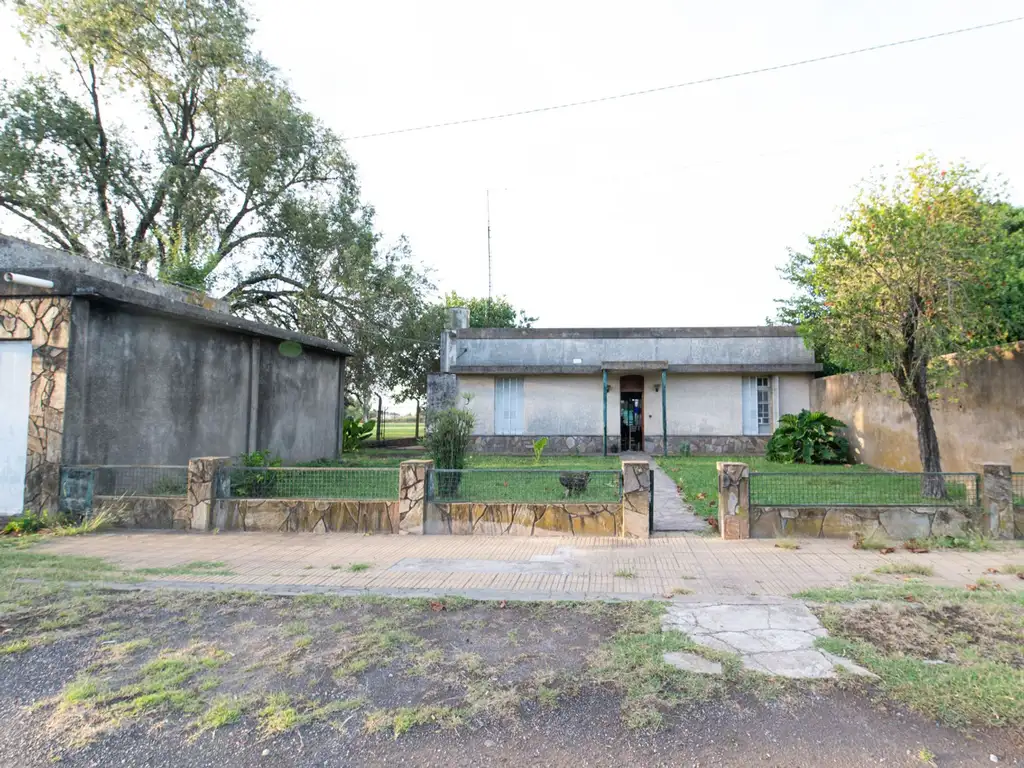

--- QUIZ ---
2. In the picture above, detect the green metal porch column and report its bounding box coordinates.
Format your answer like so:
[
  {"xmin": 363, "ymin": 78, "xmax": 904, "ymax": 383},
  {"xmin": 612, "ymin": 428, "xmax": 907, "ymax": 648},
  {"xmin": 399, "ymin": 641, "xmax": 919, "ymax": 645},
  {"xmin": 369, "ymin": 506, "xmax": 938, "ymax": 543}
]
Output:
[
  {"xmin": 661, "ymin": 368, "xmax": 668, "ymax": 456},
  {"xmin": 602, "ymin": 369, "xmax": 608, "ymax": 456}
]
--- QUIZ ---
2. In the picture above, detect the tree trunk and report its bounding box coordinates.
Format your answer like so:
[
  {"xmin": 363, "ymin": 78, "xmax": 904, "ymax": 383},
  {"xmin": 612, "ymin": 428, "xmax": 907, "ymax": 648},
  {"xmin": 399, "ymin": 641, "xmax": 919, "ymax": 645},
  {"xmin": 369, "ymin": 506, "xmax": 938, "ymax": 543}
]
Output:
[{"xmin": 904, "ymin": 371, "xmax": 946, "ymax": 499}]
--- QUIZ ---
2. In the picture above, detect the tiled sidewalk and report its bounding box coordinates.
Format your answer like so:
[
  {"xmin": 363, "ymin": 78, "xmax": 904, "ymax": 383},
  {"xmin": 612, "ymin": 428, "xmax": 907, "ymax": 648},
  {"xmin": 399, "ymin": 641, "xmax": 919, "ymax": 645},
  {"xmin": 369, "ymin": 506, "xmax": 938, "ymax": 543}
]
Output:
[{"xmin": 39, "ymin": 531, "xmax": 1024, "ymax": 600}]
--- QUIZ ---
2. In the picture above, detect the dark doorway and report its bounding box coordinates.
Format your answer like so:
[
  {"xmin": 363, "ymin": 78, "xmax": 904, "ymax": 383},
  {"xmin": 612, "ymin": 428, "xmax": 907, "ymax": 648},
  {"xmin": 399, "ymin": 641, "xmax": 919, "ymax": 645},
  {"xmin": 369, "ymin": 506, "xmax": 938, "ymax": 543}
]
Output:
[{"xmin": 619, "ymin": 375, "xmax": 644, "ymax": 452}]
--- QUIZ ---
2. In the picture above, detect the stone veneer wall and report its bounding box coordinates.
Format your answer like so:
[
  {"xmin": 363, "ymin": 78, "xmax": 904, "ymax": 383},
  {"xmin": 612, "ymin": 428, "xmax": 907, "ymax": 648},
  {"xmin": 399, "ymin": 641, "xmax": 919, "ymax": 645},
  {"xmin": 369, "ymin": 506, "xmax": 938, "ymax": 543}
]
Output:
[
  {"xmin": 427, "ymin": 502, "xmax": 621, "ymax": 536},
  {"xmin": 467, "ymin": 435, "xmax": 768, "ymax": 455},
  {"xmin": 0, "ymin": 297, "xmax": 71, "ymax": 512},
  {"xmin": 213, "ymin": 499, "xmax": 400, "ymax": 533},
  {"xmin": 96, "ymin": 495, "xmax": 191, "ymax": 529},
  {"xmin": 750, "ymin": 505, "xmax": 981, "ymax": 540}
]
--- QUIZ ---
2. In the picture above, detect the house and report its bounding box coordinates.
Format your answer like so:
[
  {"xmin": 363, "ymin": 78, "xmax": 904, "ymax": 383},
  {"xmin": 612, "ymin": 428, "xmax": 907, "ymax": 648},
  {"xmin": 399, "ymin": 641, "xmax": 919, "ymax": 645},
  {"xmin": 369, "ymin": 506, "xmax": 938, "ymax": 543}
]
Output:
[
  {"xmin": 427, "ymin": 307, "xmax": 821, "ymax": 455},
  {"xmin": 0, "ymin": 236, "xmax": 350, "ymax": 515}
]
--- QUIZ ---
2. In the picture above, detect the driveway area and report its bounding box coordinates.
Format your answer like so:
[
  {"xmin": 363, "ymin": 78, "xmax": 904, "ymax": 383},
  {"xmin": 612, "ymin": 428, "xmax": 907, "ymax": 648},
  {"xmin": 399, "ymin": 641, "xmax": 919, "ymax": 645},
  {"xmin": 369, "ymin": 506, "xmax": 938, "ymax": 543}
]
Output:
[{"xmin": 38, "ymin": 530, "xmax": 1023, "ymax": 600}]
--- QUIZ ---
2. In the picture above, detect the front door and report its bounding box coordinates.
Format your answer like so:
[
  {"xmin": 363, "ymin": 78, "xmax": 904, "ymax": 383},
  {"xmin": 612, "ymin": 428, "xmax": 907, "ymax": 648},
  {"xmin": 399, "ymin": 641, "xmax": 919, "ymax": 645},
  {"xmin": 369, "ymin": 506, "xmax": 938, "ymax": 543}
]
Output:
[
  {"xmin": 0, "ymin": 342, "xmax": 32, "ymax": 515},
  {"xmin": 619, "ymin": 375, "xmax": 644, "ymax": 452}
]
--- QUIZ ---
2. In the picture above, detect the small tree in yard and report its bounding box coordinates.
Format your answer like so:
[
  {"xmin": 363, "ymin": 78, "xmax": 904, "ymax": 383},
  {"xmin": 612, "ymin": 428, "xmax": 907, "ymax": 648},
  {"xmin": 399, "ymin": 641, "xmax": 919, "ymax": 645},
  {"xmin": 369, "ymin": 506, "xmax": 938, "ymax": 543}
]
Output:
[{"xmin": 778, "ymin": 157, "xmax": 1013, "ymax": 496}]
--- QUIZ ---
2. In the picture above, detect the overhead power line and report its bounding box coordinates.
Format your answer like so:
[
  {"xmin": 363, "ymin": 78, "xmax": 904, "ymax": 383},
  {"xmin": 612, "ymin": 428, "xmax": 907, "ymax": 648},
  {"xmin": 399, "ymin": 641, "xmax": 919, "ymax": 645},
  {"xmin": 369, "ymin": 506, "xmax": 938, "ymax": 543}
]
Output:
[{"xmin": 345, "ymin": 16, "xmax": 1024, "ymax": 141}]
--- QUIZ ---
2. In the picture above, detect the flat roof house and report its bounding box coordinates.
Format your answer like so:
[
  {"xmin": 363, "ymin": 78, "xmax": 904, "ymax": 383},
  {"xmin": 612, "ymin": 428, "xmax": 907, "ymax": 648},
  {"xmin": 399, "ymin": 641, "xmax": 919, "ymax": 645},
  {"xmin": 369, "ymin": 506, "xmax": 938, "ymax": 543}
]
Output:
[
  {"xmin": 427, "ymin": 308, "xmax": 821, "ymax": 455},
  {"xmin": 0, "ymin": 236, "xmax": 350, "ymax": 515}
]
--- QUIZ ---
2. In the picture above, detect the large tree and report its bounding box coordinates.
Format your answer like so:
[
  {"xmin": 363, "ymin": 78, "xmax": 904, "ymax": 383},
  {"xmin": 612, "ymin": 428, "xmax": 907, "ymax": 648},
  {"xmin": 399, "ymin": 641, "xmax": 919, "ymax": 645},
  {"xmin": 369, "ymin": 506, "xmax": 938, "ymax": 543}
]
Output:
[
  {"xmin": 0, "ymin": 0, "xmax": 431, "ymax": 398},
  {"xmin": 389, "ymin": 292, "xmax": 536, "ymax": 404},
  {"xmin": 777, "ymin": 156, "xmax": 1017, "ymax": 495}
]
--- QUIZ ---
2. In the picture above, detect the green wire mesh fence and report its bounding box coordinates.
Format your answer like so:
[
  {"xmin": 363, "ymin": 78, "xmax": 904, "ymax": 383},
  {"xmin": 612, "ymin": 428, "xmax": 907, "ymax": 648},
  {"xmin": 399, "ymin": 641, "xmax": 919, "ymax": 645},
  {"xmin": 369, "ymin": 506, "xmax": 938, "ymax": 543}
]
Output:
[
  {"xmin": 1013, "ymin": 473, "xmax": 1024, "ymax": 507},
  {"xmin": 749, "ymin": 472, "xmax": 980, "ymax": 507},
  {"xmin": 216, "ymin": 467, "xmax": 400, "ymax": 500},
  {"xmin": 429, "ymin": 469, "xmax": 623, "ymax": 504},
  {"xmin": 60, "ymin": 465, "xmax": 189, "ymax": 497}
]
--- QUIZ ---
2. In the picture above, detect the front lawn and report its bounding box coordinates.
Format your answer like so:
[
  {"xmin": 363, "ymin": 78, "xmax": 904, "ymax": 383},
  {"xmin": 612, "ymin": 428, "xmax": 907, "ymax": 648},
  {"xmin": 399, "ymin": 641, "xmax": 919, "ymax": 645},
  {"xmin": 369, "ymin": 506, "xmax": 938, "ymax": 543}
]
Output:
[{"xmin": 655, "ymin": 456, "xmax": 878, "ymax": 518}]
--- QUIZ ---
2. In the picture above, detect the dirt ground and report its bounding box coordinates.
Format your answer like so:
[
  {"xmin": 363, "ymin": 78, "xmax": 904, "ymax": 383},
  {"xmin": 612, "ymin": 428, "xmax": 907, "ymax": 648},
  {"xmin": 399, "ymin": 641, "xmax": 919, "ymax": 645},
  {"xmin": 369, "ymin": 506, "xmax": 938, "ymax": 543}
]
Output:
[{"xmin": 0, "ymin": 588, "xmax": 1020, "ymax": 767}]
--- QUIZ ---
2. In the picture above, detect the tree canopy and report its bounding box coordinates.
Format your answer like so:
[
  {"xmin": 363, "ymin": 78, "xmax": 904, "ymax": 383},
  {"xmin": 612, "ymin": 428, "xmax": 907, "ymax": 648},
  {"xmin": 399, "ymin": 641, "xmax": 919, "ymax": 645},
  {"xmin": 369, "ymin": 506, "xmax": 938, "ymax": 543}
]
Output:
[
  {"xmin": 776, "ymin": 156, "xmax": 1020, "ymax": 488},
  {"xmin": 0, "ymin": 0, "xmax": 432, "ymax": 401}
]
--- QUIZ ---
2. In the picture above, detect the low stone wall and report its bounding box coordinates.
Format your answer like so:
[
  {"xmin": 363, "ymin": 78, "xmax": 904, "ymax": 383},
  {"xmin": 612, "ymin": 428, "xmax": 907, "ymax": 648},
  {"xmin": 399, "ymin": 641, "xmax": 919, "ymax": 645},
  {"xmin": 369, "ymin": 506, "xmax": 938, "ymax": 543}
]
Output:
[
  {"xmin": 468, "ymin": 435, "xmax": 618, "ymax": 455},
  {"xmin": 426, "ymin": 502, "xmax": 622, "ymax": 536},
  {"xmin": 212, "ymin": 498, "xmax": 400, "ymax": 533},
  {"xmin": 97, "ymin": 495, "xmax": 191, "ymax": 529},
  {"xmin": 646, "ymin": 435, "xmax": 770, "ymax": 455},
  {"xmin": 1015, "ymin": 505, "xmax": 1023, "ymax": 538},
  {"xmin": 751, "ymin": 505, "xmax": 981, "ymax": 540}
]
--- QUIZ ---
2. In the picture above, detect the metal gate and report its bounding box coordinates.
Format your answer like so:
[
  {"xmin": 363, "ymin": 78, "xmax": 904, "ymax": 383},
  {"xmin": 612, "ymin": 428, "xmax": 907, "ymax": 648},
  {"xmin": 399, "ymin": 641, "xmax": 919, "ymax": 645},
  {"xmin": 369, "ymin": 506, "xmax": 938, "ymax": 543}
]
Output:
[{"xmin": 648, "ymin": 468, "xmax": 655, "ymax": 532}]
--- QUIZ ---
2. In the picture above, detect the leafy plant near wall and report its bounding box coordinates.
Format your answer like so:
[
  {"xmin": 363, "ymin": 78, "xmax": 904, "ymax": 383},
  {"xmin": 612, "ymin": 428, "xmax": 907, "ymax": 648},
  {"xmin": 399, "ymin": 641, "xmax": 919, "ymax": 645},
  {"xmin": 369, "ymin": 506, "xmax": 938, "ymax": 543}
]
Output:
[
  {"xmin": 232, "ymin": 450, "xmax": 282, "ymax": 497},
  {"xmin": 424, "ymin": 398, "xmax": 475, "ymax": 496},
  {"xmin": 532, "ymin": 438, "xmax": 549, "ymax": 465},
  {"xmin": 765, "ymin": 410, "xmax": 849, "ymax": 465},
  {"xmin": 342, "ymin": 418, "xmax": 376, "ymax": 452}
]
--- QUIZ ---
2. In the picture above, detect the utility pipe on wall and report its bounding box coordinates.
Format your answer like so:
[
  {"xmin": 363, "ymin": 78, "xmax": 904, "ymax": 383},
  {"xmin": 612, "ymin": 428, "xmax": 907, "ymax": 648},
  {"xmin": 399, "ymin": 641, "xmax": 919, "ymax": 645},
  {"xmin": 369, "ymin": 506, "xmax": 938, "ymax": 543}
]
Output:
[
  {"xmin": 602, "ymin": 369, "xmax": 608, "ymax": 456},
  {"xmin": 4, "ymin": 272, "xmax": 54, "ymax": 289},
  {"xmin": 661, "ymin": 368, "xmax": 668, "ymax": 456}
]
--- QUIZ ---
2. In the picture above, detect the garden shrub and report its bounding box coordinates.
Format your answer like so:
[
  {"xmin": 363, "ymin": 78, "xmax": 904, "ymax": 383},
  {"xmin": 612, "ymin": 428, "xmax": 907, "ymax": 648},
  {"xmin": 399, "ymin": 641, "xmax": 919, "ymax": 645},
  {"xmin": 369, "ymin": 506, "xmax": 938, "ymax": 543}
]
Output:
[
  {"xmin": 424, "ymin": 401, "xmax": 475, "ymax": 496},
  {"xmin": 342, "ymin": 417, "xmax": 376, "ymax": 452},
  {"xmin": 532, "ymin": 437, "xmax": 549, "ymax": 465},
  {"xmin": 232, "ymin": 449, "xmax": 282, "ymax": 497},
  {"xmin": 765, "ymin": 409, "xmax": 849, "ymax": 464}
]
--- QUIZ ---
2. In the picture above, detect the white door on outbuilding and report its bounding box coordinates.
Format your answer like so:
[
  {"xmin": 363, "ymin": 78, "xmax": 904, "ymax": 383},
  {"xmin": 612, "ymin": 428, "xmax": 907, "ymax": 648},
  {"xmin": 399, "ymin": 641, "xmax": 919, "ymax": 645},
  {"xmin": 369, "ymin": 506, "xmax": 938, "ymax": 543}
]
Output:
[{"xmin": 0, "ymin": 341, "xmax": 32, "ymax": 515}]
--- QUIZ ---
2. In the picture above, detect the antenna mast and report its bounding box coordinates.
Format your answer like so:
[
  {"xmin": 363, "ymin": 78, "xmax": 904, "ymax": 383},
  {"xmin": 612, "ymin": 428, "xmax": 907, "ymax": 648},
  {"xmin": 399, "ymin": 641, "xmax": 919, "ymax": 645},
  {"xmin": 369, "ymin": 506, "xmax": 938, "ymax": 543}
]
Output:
[{"xmin": 486, "ymin": 189, "xmax": 492, "ymax": 325}]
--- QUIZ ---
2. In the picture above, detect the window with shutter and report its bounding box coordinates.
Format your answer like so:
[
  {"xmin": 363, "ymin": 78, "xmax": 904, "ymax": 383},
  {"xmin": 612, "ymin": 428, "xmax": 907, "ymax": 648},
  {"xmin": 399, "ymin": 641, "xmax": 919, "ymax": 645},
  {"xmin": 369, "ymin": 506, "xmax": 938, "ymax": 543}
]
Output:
[{"xmin": 494, "ymin": 377, "xmax": 524, "ymax": 435}]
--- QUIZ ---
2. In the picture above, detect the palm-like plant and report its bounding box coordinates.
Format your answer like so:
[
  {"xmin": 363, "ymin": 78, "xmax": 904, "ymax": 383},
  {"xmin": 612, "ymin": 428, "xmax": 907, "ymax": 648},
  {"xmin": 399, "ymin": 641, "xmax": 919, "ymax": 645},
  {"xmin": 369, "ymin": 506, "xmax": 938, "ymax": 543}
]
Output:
[{"xmin": 765, "ymin": 410, "xmax": 849, "ymax": 464}]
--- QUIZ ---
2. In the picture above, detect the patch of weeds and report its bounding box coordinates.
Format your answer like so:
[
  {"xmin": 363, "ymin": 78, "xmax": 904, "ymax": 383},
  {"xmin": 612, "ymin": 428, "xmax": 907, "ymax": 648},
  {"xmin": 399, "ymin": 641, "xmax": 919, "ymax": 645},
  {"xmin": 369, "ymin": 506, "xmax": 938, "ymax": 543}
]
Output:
[
  {"xmin": 364, "ymin": 706, "xmax": 464, "ymax": 739},
  {"xmin": 114, "ymin": 644, "xmax": 229, "ymax": 716},
  {"xmin": 817, "ymin": 636, "xmax": 1024, "ymax": 729},
  {"xmin": 773, "ymin": 539, "xmax": 800, "ymax": 550},
  {"xmin": 917, "ymin": 747, "xmax": 937, "ymax": 766},
  {"xmin": 667, "ymin": 587, "xmax": 693, "ymax": 596},
  {"xmin": 136, "ymin": 561, "xmax": 234, "ymax": 577},
  {"xmin": 453, "ymin": 651, "xmax": 483, "ymax": 675},
  {"xmin": 614, "ymin": 569, "xmax": 636, "ymax": 579},
  {"xmin": 281, "ymin": 620, "xmax": 309, "ymax": 637},
  {"xmin": 795, "ymin": 583, "xmax": 1023, "ymax": 606},
  {"xmin": 407, "ymin": 648, "xmax": 443, "ymax": 676},
  {"xmin": 919, "ymin": 533, "xmax": 994, "ymax": 552},
  {"xmin": 258, "ymin": 693, "xmax": 299, "ymax": 736},
  {"xmin": 348, "ymin": 563, "xmax": 371, "ymax": 573},
  {"xmin": 851, "ymin": 574, "xmax": 878, "ymax": 584},
  {"xmin": 997, "ymin": 563, "xmax": 1023, "ymax": 575},
  {"xmin": 465, "ymin": 678, "xmax": 522, "ymax": 717},
  {"xmin": 590, "ymin": 602, "xmax": 726, "ymax": 730},
  {"xmin": 536, "ymin": 684, "xmax": 559, "ymax": 708},
  {"xmin": 851, "ymin": 532, "xmax": 894, "ymax": 552},
  {"xmin": 506, "ymin": 628, "xmax": 520, "ymax": 645},
  {"xmin": 293, "ymin": 635, "xmax": 313, "ymax": 651},
  {"xmin": 51, "ymin": 508, "xmax": 116, "ymax": 537},
  {"xmin": 873, "ymin": 562, "xmax": 934, "ymax": 577},
  {"xmin": 99, "ymin": 637, "xmax": 153, "ymax": 663},
  {"xmin": 192, "ymin": 695, "xmax": 246, "ymax": 734},
  {"xmin": 332, "ymin": 618, "xmax": 422, "ymax": 678},
  {"xmin": 61, "ymin": 677, "xmax": 102, "ymax": 705},
  {"xmin": 197, "ymin": 676, "xmax": 221, "ymax": 692},
  {"xmin": 0, "ymin": 638, "xmax": 36, "ymax": 655}
]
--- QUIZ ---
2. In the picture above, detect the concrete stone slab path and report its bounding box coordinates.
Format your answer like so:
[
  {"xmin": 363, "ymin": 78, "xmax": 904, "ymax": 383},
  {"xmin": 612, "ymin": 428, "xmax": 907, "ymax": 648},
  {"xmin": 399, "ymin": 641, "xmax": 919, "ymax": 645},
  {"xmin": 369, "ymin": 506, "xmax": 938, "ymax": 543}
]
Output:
[
  {"xmin": 649, "ymin": 458, "xmax": 708, "ymax": 532},
  {"xmin": 38, "ymin": 530, "xmax": 1024, "ymax": 602},
  {"xmin": 662, "ymin": 596, "xmax": 876, "ymax": 679}
]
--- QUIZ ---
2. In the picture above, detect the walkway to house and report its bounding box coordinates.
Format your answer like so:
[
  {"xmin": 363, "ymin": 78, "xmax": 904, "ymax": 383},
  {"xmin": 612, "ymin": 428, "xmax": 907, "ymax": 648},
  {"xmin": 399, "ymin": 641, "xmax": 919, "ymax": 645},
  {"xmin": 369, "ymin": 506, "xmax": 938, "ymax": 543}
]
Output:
[
  {"xmin": 649, "ymin": 456, "xmax": 709, "ymax": 532},
  {"xmin": 38, "ymin": 531, "xmax": 1023, "ymax": 601}
]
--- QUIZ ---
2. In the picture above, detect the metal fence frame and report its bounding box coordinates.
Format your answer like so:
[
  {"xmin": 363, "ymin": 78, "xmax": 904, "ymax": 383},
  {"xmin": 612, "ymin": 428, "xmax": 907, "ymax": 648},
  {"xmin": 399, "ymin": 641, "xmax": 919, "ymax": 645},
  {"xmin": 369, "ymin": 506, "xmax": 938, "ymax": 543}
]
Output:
[
  {"xmin": 1012, "ymin": 473, "xmax": 1024, "ymax": 506},
  {"xmin": 748, "ymin": 471, "xmax": 981, "ymax": 508},
  {"xmin": 426, "ymin": 468, "xmax": 624, "ymax": 505},
  {"xmin": 214, "ymin": 466, "xmax": 400, "ymax": 501}
]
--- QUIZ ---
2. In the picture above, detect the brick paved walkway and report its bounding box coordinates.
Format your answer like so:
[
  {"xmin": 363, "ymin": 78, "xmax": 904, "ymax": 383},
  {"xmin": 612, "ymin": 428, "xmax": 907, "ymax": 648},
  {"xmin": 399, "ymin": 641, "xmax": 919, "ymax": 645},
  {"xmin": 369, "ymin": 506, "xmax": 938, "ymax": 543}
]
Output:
[{"xmin": 39, "ymin": 532, "xmax": 1024, "ymax": 600}]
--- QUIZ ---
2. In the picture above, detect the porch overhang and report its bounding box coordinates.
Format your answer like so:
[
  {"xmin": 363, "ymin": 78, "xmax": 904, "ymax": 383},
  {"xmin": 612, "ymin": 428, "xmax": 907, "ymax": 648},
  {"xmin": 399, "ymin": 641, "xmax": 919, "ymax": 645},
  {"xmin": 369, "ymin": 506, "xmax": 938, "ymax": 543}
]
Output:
[{"xmin": 449, "ymin": 362, "xmax": 822, "ymax": 375}]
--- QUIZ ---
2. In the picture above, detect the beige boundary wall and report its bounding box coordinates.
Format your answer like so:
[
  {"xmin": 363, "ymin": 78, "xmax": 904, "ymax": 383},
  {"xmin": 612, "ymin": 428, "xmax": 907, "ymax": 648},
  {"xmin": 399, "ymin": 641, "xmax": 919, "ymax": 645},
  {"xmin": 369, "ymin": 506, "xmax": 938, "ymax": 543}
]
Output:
[
  {"xmin": 95, "ymin": 458, "xmax": 651, "ymax": 538},
  {"xmin": 811, "ymin": 342, "xmax": 1024, "ymax": 473}
]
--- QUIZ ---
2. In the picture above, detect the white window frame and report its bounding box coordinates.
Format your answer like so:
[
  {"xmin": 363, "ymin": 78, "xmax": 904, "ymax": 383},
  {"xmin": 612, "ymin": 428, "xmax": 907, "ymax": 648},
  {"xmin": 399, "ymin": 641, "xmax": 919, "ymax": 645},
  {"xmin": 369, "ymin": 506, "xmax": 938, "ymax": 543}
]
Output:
[
  {"xmin": 494, "ymin": 377, "xmax": 524, "ymax": 435},
  {"xmin": 755, "ymin": 376, "xmax": 772, "ymax": 434},
  {"xmin": 742, "ymin": 375, "xmax": 774, "ymax": 436}
]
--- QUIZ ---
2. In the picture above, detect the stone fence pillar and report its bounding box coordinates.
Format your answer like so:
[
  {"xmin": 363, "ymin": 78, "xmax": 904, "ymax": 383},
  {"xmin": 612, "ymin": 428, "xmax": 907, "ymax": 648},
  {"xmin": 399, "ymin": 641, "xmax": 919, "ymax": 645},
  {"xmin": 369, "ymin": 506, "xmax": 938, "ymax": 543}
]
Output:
[
  {"xmin": 717, "ymin": 462, "xmax": 750, "ymax": 540},
  {"xmin": 981, "ymin": 463, "xmax": 1013, "ymax": 539},
  {"xmin": 622, "ymin": 460, "xmax": 650, "ymax": 538},
  {"xmin": 398, "ymin": 459, "xmax": 433, "ymax": 534},
  {"xmin": 186, "ymin": 456, "xmax": 233, "ymax": 531}
]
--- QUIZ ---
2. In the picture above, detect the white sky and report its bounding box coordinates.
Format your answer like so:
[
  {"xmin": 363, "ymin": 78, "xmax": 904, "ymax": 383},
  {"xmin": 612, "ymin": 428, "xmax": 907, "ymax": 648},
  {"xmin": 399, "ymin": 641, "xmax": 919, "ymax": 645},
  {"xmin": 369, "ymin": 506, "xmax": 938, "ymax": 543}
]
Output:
[{"xmin": 2, "ymin": 1, "xmax": 1023, "ymax": 333}]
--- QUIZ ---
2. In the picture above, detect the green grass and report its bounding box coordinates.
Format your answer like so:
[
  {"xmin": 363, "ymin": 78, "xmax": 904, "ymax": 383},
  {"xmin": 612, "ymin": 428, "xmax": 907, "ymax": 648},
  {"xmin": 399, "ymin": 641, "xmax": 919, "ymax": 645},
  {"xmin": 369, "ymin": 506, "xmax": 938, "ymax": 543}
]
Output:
[
  {"xmin": 795, "ymin": 582, "xmax": 1024, "ymax": 606},
  {"xmin": 192, "ymin": 695, "xmax": 246, "ymax": 733},
  {"xmin": 348, "ymin": 562, "xmax": 371, "ymax": 572},
  {"xmin": 136, "ymin": 561, "xmax": 234, "ymax": 577},
  {"xmin": 655, "ymin": 456, "xmax": 977, "ymax": 514},
  {"xmin": 818, "ymin": 636, "xmax": 1024, "ymax": 729},
  {"xmin": 364, "ymin": 706, "xmax": 463, "ymax": 739},
  {"xmin": 873, "ymin": 562, "xmax": 934, "ymax": 576}
]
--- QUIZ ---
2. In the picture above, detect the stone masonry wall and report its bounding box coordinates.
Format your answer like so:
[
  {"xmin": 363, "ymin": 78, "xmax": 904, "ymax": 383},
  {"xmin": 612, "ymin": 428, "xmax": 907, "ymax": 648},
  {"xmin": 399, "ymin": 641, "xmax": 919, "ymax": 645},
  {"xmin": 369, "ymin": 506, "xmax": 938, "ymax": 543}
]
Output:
[
  {"xmin": 646, "ymin": 435, "xmax": 770, "ymax": 456},
  {"xmin": 213, "ymin": 498, "xmax": 400, "ymax": 533},
  {"xmin": 750, "ymin": 505, "xmax": 981, "ymax": 540},
  {"xmin": 0, "ymin": 297, "xmax": 71, "ymax": 512},
  {"xmin": 95, "ymin": 495, "xmax": 191, "ymax": 530},
  {"xmin": 468, "ymin": 434, "xmax": 767, "ymax": 456},
  {"xmin": 427, "ymin": 502, "xmax": 621, "ymax": 536}
]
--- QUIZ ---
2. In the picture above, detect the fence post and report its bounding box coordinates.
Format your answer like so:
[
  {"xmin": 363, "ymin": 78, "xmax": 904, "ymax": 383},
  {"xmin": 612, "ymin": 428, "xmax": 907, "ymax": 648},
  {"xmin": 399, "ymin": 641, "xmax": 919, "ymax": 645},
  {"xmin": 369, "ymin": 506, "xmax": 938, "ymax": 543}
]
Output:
[
  {"xmin": 398, "ymin": 459, "xmax": 433, "ymax": 535},
  {"xmin": 981, "ymin": 463, "xmax": 1013, "ymax": 539},
  {"xmin": 621, "ymin": 460, "xmax": 650, "ymax": 538},
  {"xmin": 186, "ymin": 456, "xmax": 232, "ymax": 532},
  {"xmin": 717, "ymin": 462, "xmax": 750, "ymax": 540}
]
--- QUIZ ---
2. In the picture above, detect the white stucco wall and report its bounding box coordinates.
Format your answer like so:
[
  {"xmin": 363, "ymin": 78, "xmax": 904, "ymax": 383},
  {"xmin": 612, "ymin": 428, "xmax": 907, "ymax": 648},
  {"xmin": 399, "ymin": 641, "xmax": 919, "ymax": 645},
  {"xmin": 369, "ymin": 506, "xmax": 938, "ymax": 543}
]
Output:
[
  {"xmin": 457, "ymin": 372, "xmax": 813, "ymax": 437},
  {"xmin": 524, "ymin": 376, "xmax": 604, "ymax": 434},
  {"xmin": 642, "ymin": 374, "xmax": 743, "ymax": 435},
  {"xmin": 457, "ymin": 375, "xmax": 495, "ymax": 435},
  {"xmin": 779, "ymin": 374, "xmax": 812, "ymax": 416}
]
